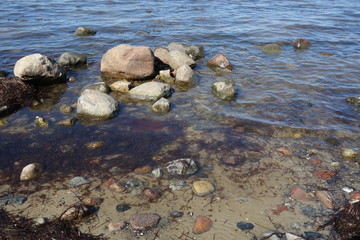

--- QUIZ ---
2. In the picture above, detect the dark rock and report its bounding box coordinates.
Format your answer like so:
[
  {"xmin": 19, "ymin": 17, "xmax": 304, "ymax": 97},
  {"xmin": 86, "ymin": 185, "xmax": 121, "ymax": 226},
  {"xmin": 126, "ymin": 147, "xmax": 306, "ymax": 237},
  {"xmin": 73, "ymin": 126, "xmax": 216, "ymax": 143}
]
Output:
[
  {"xmin": 304, "ymin": 232, "xmax": 323, "ymax": 239},
  {"xmin": 294, "ymin": 38, "xmax": 311, "ymax": 50},
  {"xmin": 325, "ymin": 137, "xmax": 340, "ymax": 146},
  {"xmin": 75, "ymin": 27, "xmax": 96, "ymax": 36},
  {"xmin": 236, "ymin": 222, "xmax": 254, "ymax": 231},
  {"xmin": 58, "ymin": 52, "xmax": 87, "ymax": 67},
  {"xmin": 0, "ymin": 70, "xmax": 8, "ymax": 78},
  {"xmin": 0, "ymin": 195, "xmax": 27, "ymax": 206},
  {"xmin": 116, "ymin": 204, "xmax": 131, "ymax": 212},
  {"xmin": 169, "ymin": 210, "xmax": 184, "ymax": 218},
  {"xmin": 129, "ymin": 213, "xmax": 161, "ymax": 231},
  {"xmin": 346, "ymin": 97, "xmax": 360, "ymax": 106}
]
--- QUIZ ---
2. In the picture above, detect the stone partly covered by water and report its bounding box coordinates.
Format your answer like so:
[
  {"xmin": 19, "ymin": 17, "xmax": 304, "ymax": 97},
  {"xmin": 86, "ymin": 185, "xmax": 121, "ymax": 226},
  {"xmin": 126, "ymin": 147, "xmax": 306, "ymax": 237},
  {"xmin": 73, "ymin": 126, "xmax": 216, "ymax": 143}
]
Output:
[
  {"xmin": 152, "ymin": 97, "xmax": 170, "ymax": 113},
  {"xmin": 167, "ymin": 42, "xmax": 204, "ymax": 60},
  {"xmin": 82, "ymin": 82, "xmax": 111, "ymax": 94},
  {"xmin": 129, "ymin": 82, "xmax": 171, "ymax": 102},
  {"xmin": 166, "ymin": 158, "xmax": 199, "ymax": 177},
  {"xmin": 207, "ymin": 54, "xmax": 233, "ymax": 71},
  {"xmin": 68, "ymin": 176, "xmax": 90, "ymax": 187},
  {"xmin": 345, "ymin": 97, "xmax": 360, "ymax": 106},
  {"xmin": 129, "ymin": 213, "xmax": 161, "ymax": 231},
  {"xmin": 212, "ymin": 80, "xmax": 236, "ymax": 101},
  {"xmin": 293, "ymin": 38, "xmax": 311, "ymax": 50},
  {"xmin": 58, "ymin": 52, "xmax": 87, "ymax": 67},
  {"xmin": 14, "ymin": 54, "xmax": 67, "ymax": 82},
  {"xmin": 0, "ymin": 195, "xmax": 27, "ymax": 206},
  {"xmin": 110, "ymin": 80, "xmax": 132, "ymax": 93},
  {"xmin": 75, "ymin": 26, "xmax": 96, "ymax": 36}
]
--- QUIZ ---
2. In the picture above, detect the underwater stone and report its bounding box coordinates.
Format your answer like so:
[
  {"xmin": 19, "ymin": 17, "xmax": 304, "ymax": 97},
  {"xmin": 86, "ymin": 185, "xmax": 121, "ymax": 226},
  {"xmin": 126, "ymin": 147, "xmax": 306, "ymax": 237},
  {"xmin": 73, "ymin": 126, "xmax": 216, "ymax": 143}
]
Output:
[
  {"xmin": 192, "ymin": 181, "xmax": 215, "ymax": 196},
  {"xmin": 0, "ymin": 195, "xmax": 27, "ymax": 206},
  {"xmin": 262, "ymin": 44, "xmax": 282, "ymax": 53},
  {"xmin": 116, "ymin": 204, "xmax": 131, "ymax": 212},
  {"xmin": 236, "ymin": 222, "xmax": 254, "ymax": 231},
  {"xmin": 75, "ymin": 27, "xmax": 96, "ymax": 36},
  {"xmin": 69, "ymin": 176, "xmax": 90, "ymax": 187},
  {"xmin": 129, "ymin": 213, "xmax": 161, "ymax": 231},
  {"xmin": 166, "ymin": 158, "xmax": 198, "ymax": 177}
]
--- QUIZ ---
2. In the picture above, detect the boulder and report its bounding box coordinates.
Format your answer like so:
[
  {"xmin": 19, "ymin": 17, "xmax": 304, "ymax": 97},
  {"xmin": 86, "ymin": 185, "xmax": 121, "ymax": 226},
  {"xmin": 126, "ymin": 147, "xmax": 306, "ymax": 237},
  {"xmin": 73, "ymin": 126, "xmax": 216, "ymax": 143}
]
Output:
[
  {"xmin": 207, "ymin": 54, "xmax": 232, "ymax": 71},
  {"xmin": 101, "ymin": 44, "xmax": 155, "ymax": 80},
  {"xmin": 58, "ymin": 52, "xmax": 87, "ymax": 67},
  {"xmin": 152, "ymin": 97, "xmax": 170, "ymax": 113},
  {"xmin": 81, "ymin": 82, "xmax": 111, "ymax": 94},
  {"xmin": 294, "ymin": 38, "xmax": 311, "ymax": 50},
  {"xmin": 129, "ymin": 82, "xmax": 171, "ymax": 102},
  {"xmin": 110, "ymin": 80, "xmax": 132, "ymax": 93},
  {"xmin": 167, "ymin": 42, "xmax": 204, "ymax": 60},
  {"xmin": 168, "ymin": 50, "xmax": 196, "ymax": 70},
  {"xmin": 75, "ymin": 27, "xmax": 96, "ymax": 36},
  {"xmin": 77, "ymin": 89, "xmax": 119, "ymax": 119},
  {"xmin": 154, "ymin": 47, "xmax": 170, "ymax": 65},
  {"xmin": 14, "ymin": 54, "xmax": 67, "ymax": 82},
  {"xmin": 175, "ymin": 65, "xmax": 196, "ymax": 83},
  {"xmin": 20, "ymin": 163, "xmax": 42, "ymax": 181},
  {"xmin": 262, "ymin": 44, "xmax": 282, "ymax": 53},
  {"xmin": 166, "ymin": 158, "xmax": 198, "ymax": 177},
  {"xmin": 212, "ymin": 81, "xmax": 236, "ymax": 101}
]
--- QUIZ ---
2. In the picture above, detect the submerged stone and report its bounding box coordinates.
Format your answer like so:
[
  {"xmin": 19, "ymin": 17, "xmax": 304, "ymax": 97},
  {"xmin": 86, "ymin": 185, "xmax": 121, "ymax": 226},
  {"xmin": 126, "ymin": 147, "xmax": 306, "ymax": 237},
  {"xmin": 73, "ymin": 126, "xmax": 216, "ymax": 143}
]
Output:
[
  {"xmin": 236, "ymin": 221, "xmax": 254, "ymax": 231},
  {"xmin": 75, "ymin": 27, "xmax": 96, "ymax": 36},
  {"xmin": 166, "ymin": 158, "xmax": 198, "ymax": 177},
  {"xmin": 193, "ymin": 216, "xmax": 213, "ymax": 234},
  {"xmin": 129, "ymin": 213, "xmax": 161, "ymax": 231},
  {"xmin": 192, "ymin": 181, "xmax": 215, "ymax": 196},
  {"xmin": 262, "ymin": 44, "xmax": 282, "ymax": 53},
  {"xmin": 116, "ymin": 204, "xmax": 131, "ymax": 212},
  {"xmin": 0, "ymin": 195, "xmax": 27, "ymax": 206},
  {"xmin": 69, "ymin": 176, "xmax": 90, "ymax": 187}
]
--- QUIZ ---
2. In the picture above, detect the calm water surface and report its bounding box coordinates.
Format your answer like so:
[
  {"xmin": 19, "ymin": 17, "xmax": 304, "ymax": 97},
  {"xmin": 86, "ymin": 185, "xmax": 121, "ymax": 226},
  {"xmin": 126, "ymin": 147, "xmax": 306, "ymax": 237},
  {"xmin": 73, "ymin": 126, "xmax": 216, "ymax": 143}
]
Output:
[{"xmin": 0, "ymin": 0, "xmax": 359, "ymax": 179}]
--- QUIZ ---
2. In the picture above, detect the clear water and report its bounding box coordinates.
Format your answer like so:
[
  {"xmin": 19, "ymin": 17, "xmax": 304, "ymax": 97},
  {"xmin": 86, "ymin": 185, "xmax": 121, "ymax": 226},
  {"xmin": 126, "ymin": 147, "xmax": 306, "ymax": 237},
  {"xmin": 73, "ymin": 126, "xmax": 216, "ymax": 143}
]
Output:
[{"xmin": 0, "ymin": 0, "xmax": 359, "ymax": 178}]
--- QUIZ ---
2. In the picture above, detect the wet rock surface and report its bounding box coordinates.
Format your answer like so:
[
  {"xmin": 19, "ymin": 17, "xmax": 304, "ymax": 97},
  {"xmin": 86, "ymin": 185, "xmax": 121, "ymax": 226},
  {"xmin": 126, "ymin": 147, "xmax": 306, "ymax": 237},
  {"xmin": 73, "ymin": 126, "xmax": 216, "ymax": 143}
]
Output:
[
  {"xmin": 129, "ymin": 213, "xmax": 161, "ymax": 231},
  {"xmin": 129, "ymin": 82, "xmax": 171, "ymax": 102},
  {"xmin": 166, "ymin": 158, "xmax": 198, "ymax": 177},
  {"xmin": 58, "ymin": 52, "xmax": 87, "ymax": 67}
]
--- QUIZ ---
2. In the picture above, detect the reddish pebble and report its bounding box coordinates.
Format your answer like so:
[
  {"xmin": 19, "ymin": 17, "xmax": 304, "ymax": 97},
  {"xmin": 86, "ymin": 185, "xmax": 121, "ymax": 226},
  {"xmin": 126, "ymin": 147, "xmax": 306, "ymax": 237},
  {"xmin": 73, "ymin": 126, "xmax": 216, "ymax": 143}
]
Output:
[
  {"xmin": 221, "ymin": 156, "xmax": 238, "ymax": 165},
  {"xmin": 309, "ymin": 158, "xmax": 322, "ymax": 165},
  {"xmin": 103, "ymin": 177, "xmax": 117, "ymax": 188},
  {"xmin": 134, "ymin": 165, "xmax": 152, "ymax": 174},
  {"xmin": 316, "ymin": 191, "xmax": 334, "ymax": 209},
  {"xmin": 291, "ymin": 188, "xmax": 311, "ymax": 201},
  {"xmin": 108, "ymin": 221, "xmax": 126, "ymax": 232},
  {"xmin": 207, "ymin": 54, "xmax": 233, "ymax": 70},
  {"xmin": 83, "ymin": 197, "xmax": 103, "ymax": 206},
  {"xmin": 350, "ymin": 192, "xmax": 360, "ymax": 200},
  {"xmin": 109, "ymin": 182, "xmax": 125, "ymax": 192},
  {"xmin": 313, "ymin": 170, "xmax": 336, "ymax": 179},
  {"xmin": 192, "ymin": 216, "xmax": 213, "ymax": 234},
  {"xmin": 272, "ymin": 204, "xmax": 288, "ymax": 215},
  {"xmin": 276, "ymin": 147, "xmax": 292, "ymax": 156},
  {"xmin": 144, "ymin": 188, "xmax": 162, "ymax": 200}
]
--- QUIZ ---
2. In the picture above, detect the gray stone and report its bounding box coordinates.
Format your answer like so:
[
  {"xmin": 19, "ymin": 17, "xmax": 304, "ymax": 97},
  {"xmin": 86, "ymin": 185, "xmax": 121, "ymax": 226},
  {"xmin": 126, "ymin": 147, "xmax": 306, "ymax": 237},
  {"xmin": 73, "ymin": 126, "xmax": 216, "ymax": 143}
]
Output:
[
  {"xmin": 169, "ymin": 180, "xmax": 186, "ymax": 191},
  {"xmin": 167, "ymin": 42, "xmax": 204, "ymax": 60},
  {"xmin": 175, "ymin": 64, "xmax": 196, "ymax": 83},
  {"xmin": 57, "ymin": 117, "xmax": 78, "ymax": 127},
  {"xmin": 77, "ymin": 89, "xmax": 119, "ymax": 119},
  {"xmin": 262, "ymin": 44, "xmax": 282, "ymax": 53},
  {"xmin": 129, "ymin": 213, "xmax": 161, "ymax": 231},
  {"xmin": 110, "ymin": 80, "xmax": 132, "ymax": 93},
  {"xmin": 82, "ymin": 82, "xmax": 111, "ymax": 94},
  {"xmin": 58, "ymin": 52, "xmax": 87, "ymax": 67},
  {"xmin": 69, "ymin": 176, "xmax": 90, "ymax": 187},
  {"xmin": 154, "ymin": 47, "xmax": 170, "ymax": 65},
  {"xmin": 152, "ymin": 97, "xmax": 170, "ymax": 113},
  {"xmin": 212, "ymin": 81, "xmax": 236, "ymax": 101},
  {"xmin": 75, "ymin": 27, "xmax": 96, "ymax": 36},
  {"xmin": 168, "ymin": 50, "xmax": 196, "ymax": 70},
  {"xmin": 166, "ymin": 158, "xmax": 198, "ymax": 177},
  {"xmin": 14, "ymin": 54, "xmax": 67, "ymax": 82},
  {"xmin": 129, "ymin": 82, "xmax": 171, "ymax": 102},
  {"xmin": 152, "ymin": 168, "xmax": 163, "ymax": 178},
  {"xmin": 0, "ymin": 195, "xmax": 27, "ymax": 206}
]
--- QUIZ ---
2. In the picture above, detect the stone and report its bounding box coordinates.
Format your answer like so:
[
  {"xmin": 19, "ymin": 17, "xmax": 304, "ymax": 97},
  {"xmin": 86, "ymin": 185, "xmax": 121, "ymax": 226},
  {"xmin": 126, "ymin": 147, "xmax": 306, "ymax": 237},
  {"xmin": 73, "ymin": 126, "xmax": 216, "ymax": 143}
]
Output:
[
  {"xmin": 20, "ymin": 163, "xmax": 42, "ymax": 181},
  {"xmin": 116, "ymin": 204, "xmax": 131, "ymax": 212},
  {"xmin": 158, "ymin": 69, "xmax": 173, "ymax": 81},
  {"xmin": 110, "ymin": 80, "xmax": 132, "ymax": 93},
  {"xmin": 341, "ymin": 148, "xmax": 357, "ymax": 159},
  {"xmin": 129, "ymin": 213, "xmax": 161, "ymax": 231},
  {"xmin": 152, "ymin": 97, "xmax": 170, "ymax": 113},
  {"xmin": 154, "ymin": 47, "xmax": 170, "ymax": 65},
  {"xmin": 57, "ymin": 117, "xmax": 77, "ymax": 127},
  {"xmin": 193, "ymin": 216, "xmax": 213, "ymax": 234},
  {"xmin": 166, "ymin": 158, "xmax": 198, "ymax": 177},
  {"xmin": 207, "ymin": 54, "xmax": 232, "ymax": 71},
  {"xmin": 0, "ymin": 195, "xmax": 27, "ymax": 206},
  {"xmin": 59, "ymin": 104, "xmax": 73, "ymax": 114},
  {"xmin": 101, "ymin": 44, "xmax": 155, "ymax": 80},
  {"xmin": 152, "ymin": 168, "xmax": 163, "ymax": 178},
  {"xmin": 103, "ymin": 177, "xmax": 117, "ymax": 188},
  {"xmin": 85, "ymin": 141, "xmax": 105, "ymax": 149},
  {"xmin": 34, "ymin": 217, "xmax": 48, "ymax": 225},
  {"xmin": 69, "ymin": 176, "xmax": 90, "ymax": 187},
  {"xmin": 144, "ymin": 188, "xmax": 162, "ymax": 200},
  {"xmin": 192, "ymin": 181, "xmax": 215, "ymax": 196},
  {"xmin": 169, "ymin": 210, "xmax": 184, "ymax": 218},
  {"xmin": 316, "ymin": 191, "xmax": 334, "ymax": 209},
  {"xmin": 350, "ymin": 192, "xmax": 360, "ymax": 200},
  {"xmin": 169, "ymin": 180, "xmax": 186, "ymax": 191},
  {"xmin": 134, "ymin": 165, "xmax": 152, "ymax": 174},
  {"xmin": 34, "ymin": 116, "xmax": 48, "ymax": 127},
  {"xmin": 14, "ymin": 54, "xmax": 66, "ymax": 82},
  {"xmin": 285, "ymin": 233, "xmax": 305, "ymax": 240},
  {"xmin": 82, "ymin": 82, "xmax": 111, "ymax": 94},
  {"xmin": 294, "ymin": 38, "xmax": 311, "ymax": 50},
  {"xmin": 313, "ymin": 169, "xmax": 336, "ymax": 179},
  {"xmin": 167, "ymin": 42, "xmax": 204, "ymax": 60},
  {"xmin": 83, "ymin": 197, "xmax": 103, "ymax": 206},
  {"xmin": 168, "ymin": 50, "xmax": 196, "ymax": 70},
  {"xmin": 175, "ymin": 64, "xmax": 196, "ymax": 83},
  {"xmin": 58, "ymin": 52, "xmax": 87, "ymax": 66},
  {"xmin": 346, "ymin": 97, "xmax": 360, "ymax": 106},
  {"xmin": 261, "ymin": 232, "xmax": 282, "ymax": 240},
  {"xmin": 304, "ymin": 232, "xmax": 323, "ymax": 239},
  {"xmin": 68, "ymin": 77, "xmax": 76, "ymax": 82},
  {"xmin": 236, "ymin": 222, "xmax": 254, "ymax": 231},
  {"xmin": 77, "ymin": 89, "xmax": 119, "ymax": 119},
  {"xmin": 129, "ymin": 82, "xmax": 171, "ymax": 102},
  {"xmin": 109, "ymin": 183, "xmax": 125, "ymax": 192},
  {"xmin": 108, "ymin": 222, "xmax": 126, "ymax": 232},
  {"xmin": 75, "ymin": 27, "xmax": 96, "ymax": 36},
  {"xmin": 291, "ymin": 188, "xmax": 311, "ymax": 201},
  {"xmin": 212, "ymin": 81, "xmax": 236, "ymax": 101},
  {"xmin": 60, "ymin": 203, "xmax": 90, "ymax": 221},
  {"xmin": 262, "ymin": 44, "xmax": 282, "ymax": 53}
]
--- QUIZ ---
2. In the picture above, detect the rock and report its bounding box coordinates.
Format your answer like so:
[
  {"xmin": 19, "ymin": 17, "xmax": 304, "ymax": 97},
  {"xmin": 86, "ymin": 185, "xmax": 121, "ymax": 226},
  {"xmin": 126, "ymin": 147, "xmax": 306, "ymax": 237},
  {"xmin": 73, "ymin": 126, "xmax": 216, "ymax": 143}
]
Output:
[
  {"xmin": 152, "ymin": 168, "xmax": 163, "ymax": 178},
  {"xmin": 193, "ymin": 216, "xmax": 213, "ymax": 234},
  {"xmin": 167, "ymin": 42, "xmax": 204, "ymax": 60},
  {"xmin": 58, "ymin": 117, "xmax": 77, "ymax": 127},
  {"xmin": 236, "ymin": 222, "xmax": 254, "ymax": 231},
  {"xmin": 144, "ymin": 188, "xmax": 162, "ymax": 200},
  {"xmin": 110, "ymin": 80, "xmax": 132, "ymax": 93},
  {"xmin": 152, "ymin": 97, "xmax": 170, "ymax": 113},
  {"xmin": 59, "ymin": 104, "xmax": 73, "ymax": 114},
  {"xmin": 83, "ymin": 197, "xmax": 103, "ymax": 206},
  {"xmin": 154, "ymin": 47, "xmax": 170, "ymax": 65},
  {"xmin": 341, "ymin": 148, "xmax": 357, "ymax": 159},
  {"xmin": 261, "ymin": 232, "xmax": 282, "ymax": 240},
  {"xmin": 313, "ymin": 169, "xmax": 336, "ymax": 179},
  {"xmin": 14, "ymin": 54, "xmax": 67, "ymax": 82},
  {"xmin": 116, "ymin": 204, "xmax": 131, "ymax": 212},
  {"xmin": 85, "ymin": 141, "xmax": 105, "ymax": 149},
  {"xmin": 101, "ymin": 44, "xmax": 155, "ymax": 80},
  {"xmin": 129, "ymin": 213, "xmax": 161, "ymax": 231},
  {"xmin": 285, "ymin": 233, "xmax": 305, "ymax": 240},
  {"xmin": 129, "ymin": 82, "xmax": 171, "ymax": 102},
  {"xmin": 77, "ymin": 89, "xmax": 119, "ymax": 119},
  {"xmin": 34, "ymin": 116, "xmax": 48, "ymax": 127},
  {"xmin": 346, "ymin": 97, "xmax": 360, "ymax": 106},
  {"xmin": 291, "ymin": 188, "xmax": 311, "ymax": 201},
  {"xmin": 34, "ymin": 217, "xmax": 49, "ymax": 225},
  {"xmin": 349, "ymin": 192, "xmax": 360, "ymax": 200},
  {"xmin": 169, "ymin": 210, "xmax": 184, "ymax": 218},
  {"xmin": 75, "ymin": 27, "xmax": 96, "ymax": 36},
  {"xmin": 207, "ymin": 54, "xmax": 232, "ymax": 71},
  {"xmin": 108, "ymin": 222, "xmax": 126, "ymax": 232},
  {"xmin": 0, "ymin": 195, "xmax": 27, "ymax": 206},
  {"xmin": 212, "ymin": 81, "xmax": 236, "ymax": 101},
  {"xmin": 192, "ymin": 181, "xmax": 215, "ymax": 196},
  {"xmin": 169, "ymin": 180, "xmax": 187, "ymax": 191},
  {"xmin": 175, "ymin": 64, "xmax": 196, "ymax": 83},
  {"xmin": 20, "ymin": 163, "xmax": 42, "ymax": 181},
  {"xmin": 304, "ymin": 232, "xmax": 323, "ymax": 240},
  {"xmin": 69, "ymin": 176, "xmax": 90, "ymax": 187},
  {"xmin": 294, "ymin": 38, "xmax": 311, "ymax": 50},
  {"xmin": 82, "ymin": 82, "xmax": 111, "ymax": 94},
  {"xmin": 262, "ymin": 44, "xmax": 282, "ymax": 53},
  {"xmin": 168, "ymin": 50, "xmax": 196, "ymax": 70},
  {"xmin": 58, "ymin": 52, "xmax": 87, "ymax": 67},
  {"xmin": 109, "ymin": 183, "xmax": 125, "ymax": 192},
  {"xmin": 68, "ymin": 77, "xmax": 76, "ymax": 82},
  {"xmin": 134, "ymin": 165, "xmax": 152, "ymax": 174},
  {"xmin": 316, "ymin": 191, "xmax": 334, "ymax": 209},
  {"xmin": 166, "ymin": 158, "xmax": 198, "ymax": 177},
  {"xmin": 158, "ymin": 69, "xmax": 174, "ymax": 81},
  {"xmin": 60, "ymin": 203, "xmax": 91, "ymax": 221},
  {"xmin": 103, "ymin": 177, "xmax": 117, "ymax": 188}
]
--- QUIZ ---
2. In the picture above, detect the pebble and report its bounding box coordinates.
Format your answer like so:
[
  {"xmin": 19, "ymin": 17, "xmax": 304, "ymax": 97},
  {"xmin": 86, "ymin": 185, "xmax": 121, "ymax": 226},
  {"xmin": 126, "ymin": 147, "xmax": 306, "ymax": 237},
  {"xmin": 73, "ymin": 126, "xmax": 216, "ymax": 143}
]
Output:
[
  {"xmin": 236, "ymin": 221, "xmax": 254, "ymax": 231},
  {"xmin": 290, "ymin": 187, "xmax": 311, "ymax": 201},
  {"xmin": 103, "ymin": 177, "xmax": 116, "ymax": 188},
  {"xmin": 342, "ymin": 186, "xmax": 355, "ymax": 193},
  {"xmin": 169, "ymin": 210, "xmax": 184, "ymax": 218},
  {"xmin": 304, "ymin": 232, "xmax": 323, "ymax": 239},
  {"xmin": 144, "ymin": 188, "xmax": 162, "ymax": 200},
  {"xmin": 192, "ymin": 216, "xmax": 213, "ymax": 234},
  {"xmin": 166, "ymin": 158, "xmax": 198, "ymax": 177},
  {"xmin": 59, "ymin": 104, "xmax": 73, "ymax": 114},
  {"xmin": 34, "ymin": 116, "xmax": 48, "ymax": 127},
  {"xmin": 108, "ymin": 221, "xmax": 126, "ymax": 232},
  {"xmin": 116, "ymin": 203, "xmax": 131, "ymax": 212},
  {"xmin": 83, "ymin": 196, "xmax": 103, "ymax": 206},
  {"xmin": 261, "ymin": 231, "xmax": 282, "ymax": 240},
  {"xmin": 0, "ymin": 195, "xmax": 27, "ymax": 206},
  {"xmin": 109, "ymin": 182, "xmax": 125, "ymax": 192},
  {"xmin": 129, "ymin": 213, "xmax": 161, "ymax": 231},
  {"xmin": 169, "ymin": 180, "xmax": 186, "ymax": 191},
  {"xmin": 69, "ymin": 176, "xmax": 90, "ymax": 187},
  {"xmin": 57, "ymin": 117, "xmax": 77, "ymax": 127},
  {"xmin": 341, "ymin": 148, "xmax": 357, "ymax": 159},
  {"xmin": 350, "ymin": 192, "xmax": 360, "ymax": 200},
  {"xmin": 60, "ymin": 203, "xmax": 90, "ymax": 221},
  {"xmin": 192, "ymin": 180, "xmax": 215, "ymax": 196},
  {"xmin": 285, "ymin": 233, "xmax": 305, "ymax": 240},
  {"xmin": 68, "ymin": 77, "xmax": 77, "ymax": 82},
  {"xmin": 85, "ymin": 141, "xmax": 105, "ymax": 150},
  {"xmin": 313, "ymin": 169, "xmax": 336, "ymax": 179},
  {"xmin": 134, "ymin": 165, "xmax": 152, "ymax": 174},
  {"xmin": 152, "ymin": 168, "xmax": 163, "ymax": 178},
  {"xmin": 291, "ymin": 222, "xmax": 302, "ymax": 230},
  {"xmin": 316, "ymin": 191, "xmax": 334, "ymax": 209},
  {"xmin": 34, "ymin": 217, "xmax": 49, "ymax": 225},
  {"xmin": 20, "ymin": 163, "xmax": 42, "ymax": 181}
]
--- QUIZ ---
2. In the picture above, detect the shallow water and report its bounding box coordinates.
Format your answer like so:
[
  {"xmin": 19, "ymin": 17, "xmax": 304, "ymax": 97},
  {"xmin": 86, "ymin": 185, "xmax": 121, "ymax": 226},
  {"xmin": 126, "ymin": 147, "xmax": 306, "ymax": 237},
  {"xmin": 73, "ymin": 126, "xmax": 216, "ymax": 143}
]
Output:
[{"xmin": 0, "ymin": 0, "xmax": 359, "ymax": 179}]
